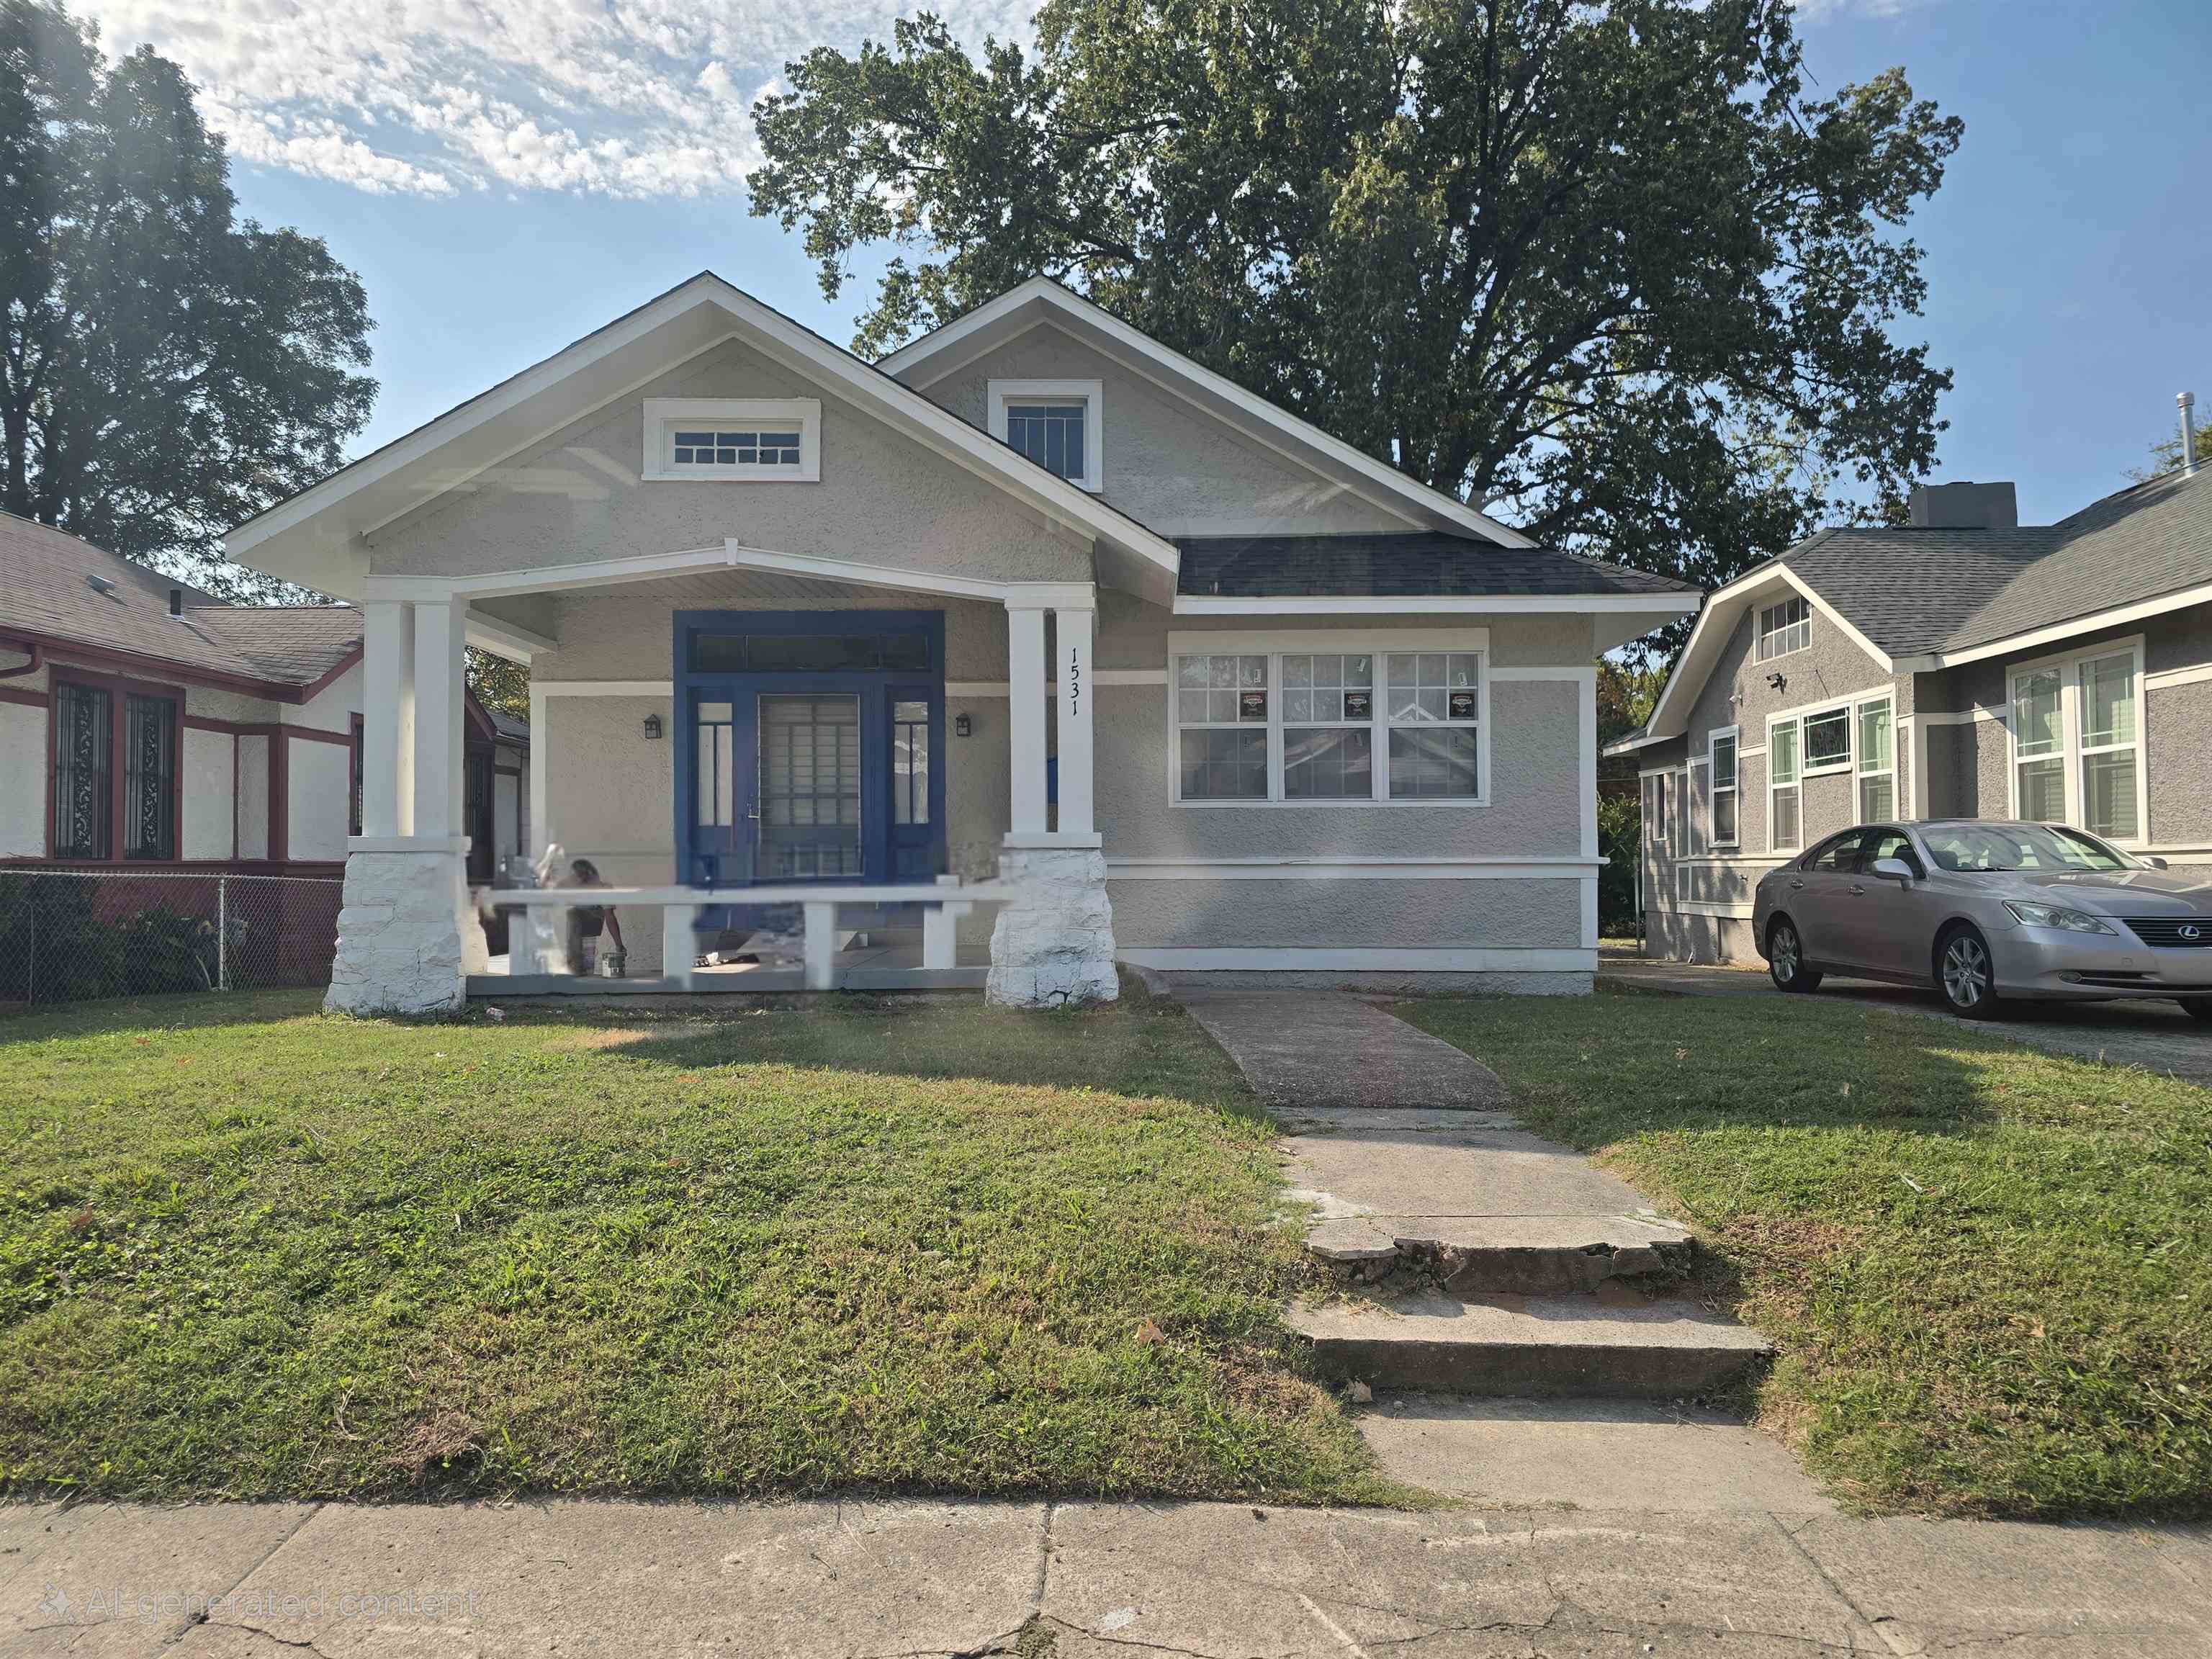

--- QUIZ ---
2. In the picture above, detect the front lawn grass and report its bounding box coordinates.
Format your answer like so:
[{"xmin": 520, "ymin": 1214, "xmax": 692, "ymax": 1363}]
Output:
[
  {"xmin": 1401, "ymin": 986, "xmax": 2212, "ymax": 1520},
  {"xmin": 1, "ymin": 987, "xmax": 1391, "ymax": 1504}
]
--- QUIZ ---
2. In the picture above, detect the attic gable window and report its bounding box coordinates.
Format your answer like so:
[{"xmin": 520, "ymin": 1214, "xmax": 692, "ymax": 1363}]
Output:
[
  {"xmin": 1755, "ymin": 595, "xmax": 1811, "ymax": 660},
  {"xmin": 989, "ymin": 379, "xmax": 1102, "ymax": 492},
  {"xmin": 642, "ymin": 398, "xmax": 819, "ymax": 482}
]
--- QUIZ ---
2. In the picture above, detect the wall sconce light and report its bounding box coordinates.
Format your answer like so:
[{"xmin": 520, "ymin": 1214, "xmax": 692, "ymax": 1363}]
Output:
[
  {"xmin": 954, "ymin": 713, "xmax": 973, "ymax": 738},
  {"xmin": 1766, "ymin": 673, "xmax": 1786, "ymax": 693},
  {"xmin": 642, "ymin": 714, "xmax": 663, "ymax": 740}
]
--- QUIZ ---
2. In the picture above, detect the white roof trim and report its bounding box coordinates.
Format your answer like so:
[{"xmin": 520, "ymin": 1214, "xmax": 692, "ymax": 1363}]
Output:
[
  {"xmin": 228, "ymin": 273, "xmax": 1179, "ymax": 596},
  {"xmin": 1173, "ymin": 593, "xmax": 1699, "ymax": 616},
  {"xmin": 1906, "ymin": 577, "xmax": 2212, "ymax": 671},
  {"xmin": 880, "ymin": 277, "xmax": 1538, "ymax": 550}
]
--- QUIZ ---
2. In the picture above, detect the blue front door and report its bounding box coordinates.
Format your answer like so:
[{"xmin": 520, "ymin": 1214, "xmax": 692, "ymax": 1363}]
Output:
[{"xmin": 674, "ymin": 611, "xmax": 946, "ymax": 891}]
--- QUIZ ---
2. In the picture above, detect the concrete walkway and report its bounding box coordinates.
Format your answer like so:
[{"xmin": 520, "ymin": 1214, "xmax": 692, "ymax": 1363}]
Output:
[
  {"xmin": 1172, "ymin": 981, "xmax": 1808, "ymax": 1511},
  {"xmin": 1601, "ymin": 947, "xmax": 2212, "ymax": 1087},
  {"xmin": 7, "ymin": 1496, "xmax": 2211, "ymax": 1658}
]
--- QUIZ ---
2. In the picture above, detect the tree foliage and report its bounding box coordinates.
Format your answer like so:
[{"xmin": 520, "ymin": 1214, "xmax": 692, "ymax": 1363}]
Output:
[
  {"xmin": 467, "ymin": 649, "xmax": 531, "ymax": 724},
  {"xmin": 1, "ymin": 1, "xmax": 375, "ymax": 597},
  {"xmin": 752, "ymin": 0, "xmax": 1961, "ymax": 654}
]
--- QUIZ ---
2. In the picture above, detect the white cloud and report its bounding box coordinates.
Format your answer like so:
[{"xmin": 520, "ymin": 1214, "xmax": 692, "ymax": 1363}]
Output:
[{"xmin": 78, "ymin": 0, "xmax": 1038, "ymax": 199}]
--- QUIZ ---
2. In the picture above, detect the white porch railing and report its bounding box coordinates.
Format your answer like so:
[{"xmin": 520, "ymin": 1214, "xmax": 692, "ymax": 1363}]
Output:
[{"xmin": 493, "ymin": 876, "xmax": 1015, "ymax": 990}]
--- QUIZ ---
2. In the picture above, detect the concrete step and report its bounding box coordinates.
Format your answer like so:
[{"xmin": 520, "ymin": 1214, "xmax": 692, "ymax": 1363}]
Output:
[
  {"xmin": 1285, "ymin": 1123, "xmax": 1696, "ymax": 1293},
  {"xmin": 1289, "ymin": 1288, "xmax": 1771, "ymax": 1399},
  {"xmin": 1357, "ymin": 1393, "xmax": 1833, "ymax": 1512},
  {"xmin": 1308, "ymin": 1212, "xmax": 1696, "ymax": 1295}
]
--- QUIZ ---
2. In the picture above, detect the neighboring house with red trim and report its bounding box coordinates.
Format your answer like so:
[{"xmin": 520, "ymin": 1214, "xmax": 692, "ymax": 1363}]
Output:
[{"xmin": 0, "ymin": 513, "xmax": 528, "ymax": 876}]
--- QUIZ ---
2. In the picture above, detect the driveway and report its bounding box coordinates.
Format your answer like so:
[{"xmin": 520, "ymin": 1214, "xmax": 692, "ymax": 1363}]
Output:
[{"xmin": 1602, "ymin": 944, "xmax": 2212, "ymax": 1086}]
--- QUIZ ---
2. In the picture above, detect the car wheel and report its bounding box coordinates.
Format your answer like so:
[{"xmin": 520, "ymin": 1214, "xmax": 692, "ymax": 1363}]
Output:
[
  {"xmin": 1937, "ymin": 924, "xmax": 2002, "ymax": 1020},
  {"xmin": 1768, "ymin": 917, "xmax": 1823, "ymax": 994},
  {"xmin": 2179, "ymin": 998, "xmax": 2212, "ymax": 1023}
]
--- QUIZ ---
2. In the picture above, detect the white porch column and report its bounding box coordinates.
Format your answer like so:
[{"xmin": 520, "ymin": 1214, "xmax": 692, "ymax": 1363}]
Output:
[
  {"xmin": 988, "ymin": 587, "xmax": 1116, "ymax": 1008},
  {"xmin": 1055, "ymin": 602, "xmax": 1096, "ymax": 837},
  {"xmin": 325, "ymin": 593, "xmax": 477, "ymax": 1015},
  {"xmin": 1006, "ymin": 602, "xmax": 1049, "ymax": 835},
  {"xmin": 359, "ymin": 601, "xmax": 412, "ymax": 837},
  {"xmin": 411, "ymin": 599, "xmax": 468, "ymax": 841}
]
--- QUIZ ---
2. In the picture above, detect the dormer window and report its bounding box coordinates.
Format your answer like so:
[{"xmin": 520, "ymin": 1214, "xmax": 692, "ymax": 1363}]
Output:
[
  {"xmin": 988, "ymin": 379, "xmax": 1102, "ymax": 492},
  {"xmin": 642, "ymin": 398, "xmax": 819, "ymax": 482}
]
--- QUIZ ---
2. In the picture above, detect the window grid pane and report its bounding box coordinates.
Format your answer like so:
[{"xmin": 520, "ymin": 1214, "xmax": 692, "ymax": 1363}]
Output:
[
  {"xmin": 2013, "ymin": 670, "xmax": 2063, "ymax": 757},
  {"xmin": 2082, "ymin": 655, "xmax": 2136, "ymax": 748},
  {"xmin": 1283, "ymin": 727, "xmax": 1372, "ymax": 799},
  {"xmin": 1006, "ymin": 403, "xmax": 1087, "ymax": 482}
]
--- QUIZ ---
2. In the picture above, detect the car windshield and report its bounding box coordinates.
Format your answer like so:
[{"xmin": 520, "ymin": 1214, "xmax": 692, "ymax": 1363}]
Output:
[{"xmin": 1919, "ymin": 823, "xmax": 2136, "ymax": 873}]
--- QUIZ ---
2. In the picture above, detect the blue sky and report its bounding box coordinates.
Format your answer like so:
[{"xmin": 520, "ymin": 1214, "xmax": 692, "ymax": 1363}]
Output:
[{"xmin": 91, "ymin": 0, "xmax": 2211, "ymax": 530}]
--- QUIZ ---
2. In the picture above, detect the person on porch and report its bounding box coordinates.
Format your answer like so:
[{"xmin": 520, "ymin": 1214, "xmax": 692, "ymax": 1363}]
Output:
[{"xmin": 562, "ymin": 858, "xmax": 626, "ymax": 976}]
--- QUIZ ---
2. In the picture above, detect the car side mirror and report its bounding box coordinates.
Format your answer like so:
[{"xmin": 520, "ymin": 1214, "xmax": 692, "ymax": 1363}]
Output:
[
  {"xmin": 2142, "ymin": 856, "xmax": 2169, "ymax": 870},
  {"xmin": 1869, "ymin": 857, "xmax": 1915, "ymax": 884}
]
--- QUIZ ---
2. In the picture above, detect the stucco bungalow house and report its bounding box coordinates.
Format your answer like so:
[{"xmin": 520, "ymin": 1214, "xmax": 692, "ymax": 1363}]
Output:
[
  {"xmin": 1611, "ymin": 407, "xmax": 2211, "ymax": 963},
  {"xmin": 225, "ymin": 274, "xmax": 1699, "ymax": 1012}
]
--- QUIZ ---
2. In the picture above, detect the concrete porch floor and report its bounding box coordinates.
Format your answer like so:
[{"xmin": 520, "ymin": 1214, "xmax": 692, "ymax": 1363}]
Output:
[{"xmin": 472, "ymin": 932, "xmax": 988, "ymax": 996}]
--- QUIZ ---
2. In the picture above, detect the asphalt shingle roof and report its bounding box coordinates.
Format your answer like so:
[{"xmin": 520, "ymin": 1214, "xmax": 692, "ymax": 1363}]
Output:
[
  {"xmin": 1778, "ymin": 467, "xmax": 2212, "ymax": 658},
  {"xmin": 1174, "ymin": 532, "xmax": 1699, "ymax": 599},
  {"xmin": 0, "ymin": 512, "xmax": 361, "ymax": 688}
]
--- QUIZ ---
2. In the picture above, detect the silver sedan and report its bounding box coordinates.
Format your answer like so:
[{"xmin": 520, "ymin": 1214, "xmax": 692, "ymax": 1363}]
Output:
[{"xmin": 1752, "ymin": 820, "xmax": 2212, "ymax": 1020}]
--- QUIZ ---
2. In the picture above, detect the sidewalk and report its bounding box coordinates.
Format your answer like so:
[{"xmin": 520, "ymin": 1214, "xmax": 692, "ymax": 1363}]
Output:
[{"xmin": 6, "ymin": 1496, "xmax": 2211, "ymax": 1657}]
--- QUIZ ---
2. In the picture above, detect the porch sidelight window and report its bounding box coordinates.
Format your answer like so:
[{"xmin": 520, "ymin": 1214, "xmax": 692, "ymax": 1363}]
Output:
[
  {"xmin": 696, "ymin": 702, "xmax": 737, "ymax": 827},
  {"xmin": 893, "ymin": 699, "xmax": 930, "ymax": 825},
  {"xmin": 122, "ymin": 694, "xmax": 176, "ymax": 860},
  {"xmin": 1385, "ymin": 652, "xmax": 1480, "ymax": 799},
  {"xmin": 1280, "ymin": 654, "xmax": 1372, "ymax": 799},
  {"xmin": 53, "ymin": 683, "xmax": 112, "ymax": 858},
  {"xmin": 1175, "ymin": 654, "xmax": 1269, "ymax": 800}
]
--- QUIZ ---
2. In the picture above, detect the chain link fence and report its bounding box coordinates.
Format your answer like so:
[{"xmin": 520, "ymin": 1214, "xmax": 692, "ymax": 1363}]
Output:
[{"xmin": 0, "ymin": 868, "xmax": 344, "ymax": 1008}]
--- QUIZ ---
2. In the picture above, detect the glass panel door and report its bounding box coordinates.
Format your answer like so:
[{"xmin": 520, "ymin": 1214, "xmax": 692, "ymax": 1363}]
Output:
[{"xmin": 757, "ymin": 694, "xmax": 863, "ymax": 879}]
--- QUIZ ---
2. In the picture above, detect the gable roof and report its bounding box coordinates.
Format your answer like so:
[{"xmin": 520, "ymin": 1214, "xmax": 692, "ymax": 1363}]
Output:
[
  {"xmin": 1175, "ymin": 531, "xmax": 1698, "ymax": 601},
  {"xmin": 0, "ymin": 513, "xmax": 361, "ymax": 696},
  {"xmin": 225, "ymin": 272, "xmax": 1183, "ymax": 604},
  {"xmin": 878, "ymin": 277, "xmax": 1539, "ymax": 551},
  {"xmin": 1628, "ymin": 463, "xmax": 2212, "ymax": 750}
]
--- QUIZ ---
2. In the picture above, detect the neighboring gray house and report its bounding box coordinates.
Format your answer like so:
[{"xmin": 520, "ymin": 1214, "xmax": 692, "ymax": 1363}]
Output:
[
  {"xmin": 225, "ymin": 274, "xmax": 1698, "ymax": 1011},
  {"xmin": 1611, "ymin": 436, "xmax": 2212, "ymax": 963}
]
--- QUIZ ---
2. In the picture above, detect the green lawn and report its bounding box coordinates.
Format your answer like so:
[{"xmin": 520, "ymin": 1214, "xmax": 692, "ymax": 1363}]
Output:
[
  {"xmin": 0, "ymin": 986, "xmax": 1391, "ymax": 1504},
  {"xmin": 1401, "ymin": 985, "xmax": 2212, "ymax": 1520}
]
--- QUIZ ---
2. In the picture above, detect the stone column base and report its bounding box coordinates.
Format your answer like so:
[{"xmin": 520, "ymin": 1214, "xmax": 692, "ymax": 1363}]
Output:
[
  {"xmin": 986, "ymin": 845, "xmax": 1119, "ymax": 1007},
  {"xmin": 325, "ymin": 845, "xmax": 475, "ymax": 1015}
]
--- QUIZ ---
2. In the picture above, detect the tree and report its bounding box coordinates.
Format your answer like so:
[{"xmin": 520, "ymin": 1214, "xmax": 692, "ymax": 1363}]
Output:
[
  {"xmin": 2129, "ymin": 408, "xmax": 2200, "ymax": 483},
  {"xmin": 467, "ymin": 649, "xmax": 531, "ymax": 724},
  {"xmin": 752, "ymin": 0, "xmax": 1960, "ymax": 657},
  {"xmin": 1, "ymin": 1, "xmax": 375, "ymax": 598}
]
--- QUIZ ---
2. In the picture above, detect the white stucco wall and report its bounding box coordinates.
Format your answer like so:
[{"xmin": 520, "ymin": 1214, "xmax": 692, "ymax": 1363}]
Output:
[
  {"xmin": 181, "ymin": 727, "xmax": 235, "ymax": 859},
  {"xmin": 288, "ymin": 737, "xmax": 353, "ymax": 860},
  {"xmin": 919, "ymin": 324, "xmax": 1418, "ymax": 537},
  {"xmin": 235, "ymin": 734, "xmax": 270, "ymax": 859},
  {"xmin": 0, "ymin": 698, "xmax": 45, "ymax": 855}
]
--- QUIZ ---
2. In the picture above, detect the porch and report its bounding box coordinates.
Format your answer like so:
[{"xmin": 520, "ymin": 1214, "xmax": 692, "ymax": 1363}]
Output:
[{"xmin": 331, "ymin": 547, "xmax": 1120, "ymax": 1012}]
